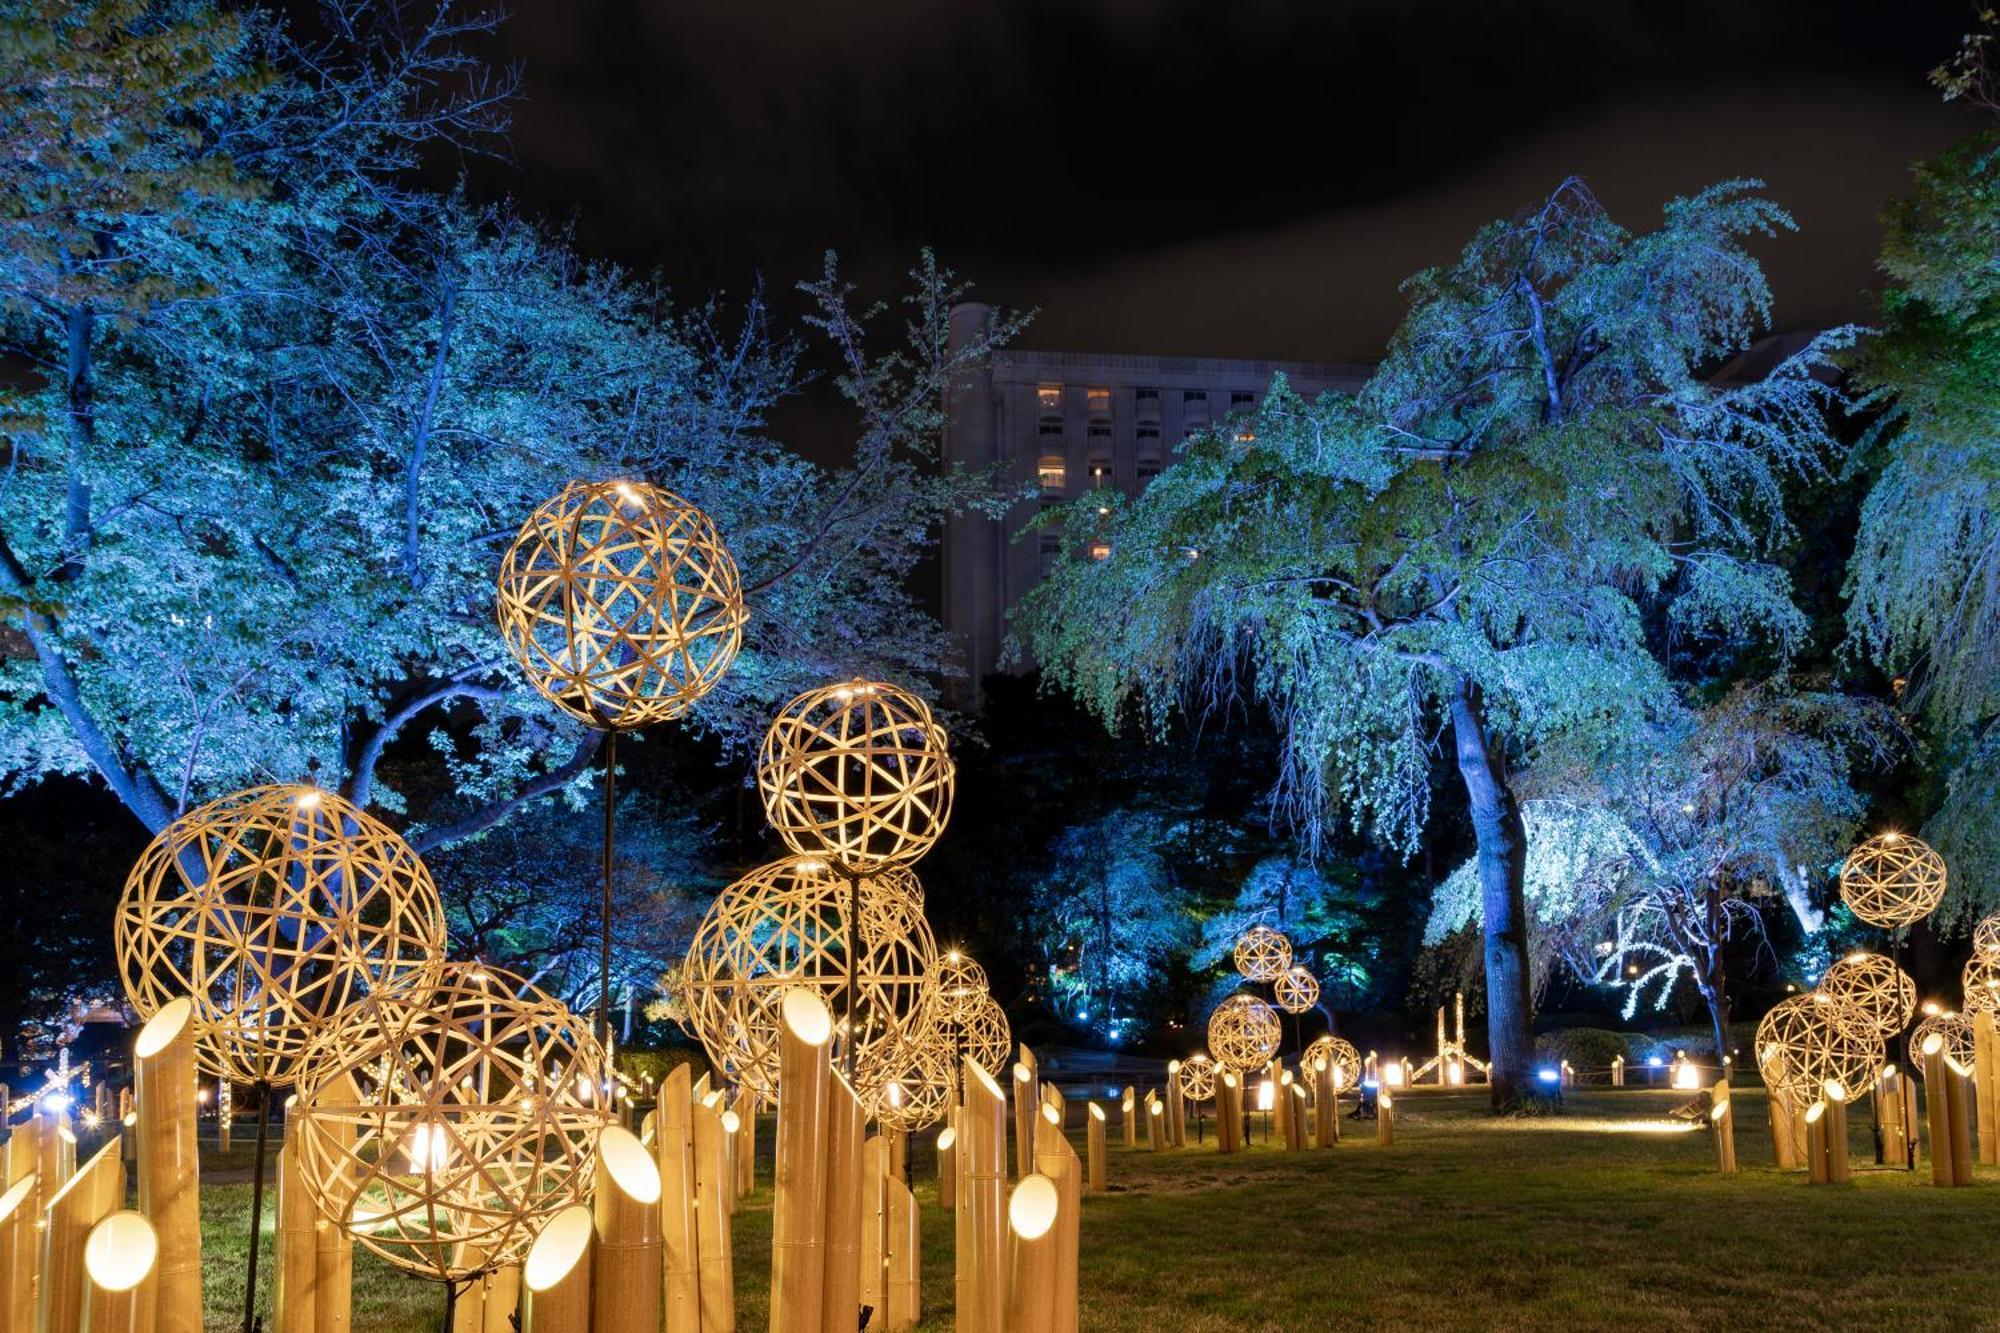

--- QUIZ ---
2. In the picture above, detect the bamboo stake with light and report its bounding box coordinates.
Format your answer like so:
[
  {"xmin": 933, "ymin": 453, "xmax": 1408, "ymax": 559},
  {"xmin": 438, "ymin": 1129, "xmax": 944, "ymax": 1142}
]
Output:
[
  {"xmin": 1378, "ymin": 1087, "xmax": 1395, "ymax": 1147},
  {"xmin": 594, "ymin": 1125, "xmax": 665, "ymax": 1333},
  {"xmin": 1215, "ymin": 1073, "xmax": 1240, "ymax": 1154},
  {"xmin": 484, "ymin": 1267, "xmax": 523, "ymax": 1333},
  {"xmin": 1975, "ymin": 1009, "xmax": 1999, "ymax": 1165},
  {"xmin": 1946, "ymin": 1050, "xmax": 1976, "ymax": 1185},
  {"xmin": 1287, "ymin": 1080, "xmax": 1308, "ymax": 1150},
  {"xmin": 654, "ymin": 1064, "xmax": 701, "ymax": 1333},
  {"xmin": 1120, "ymin": 1087, "xmax": 1136, "ymax": 1148},
  {"xmin": 733, "ymin": 1088, "xmax": 758, "ymax": 1199},
  {"xmin": 1084, "ymin": 1105, "xmax": 1106, "ymax": 1193},
  {"xmin": 310, "ymin": 1073, "xmax": 358, "ymax": 1333},
  {"xmin": 80, "ymin": 1210, "xmax": 157, "ymax": 1333},
  {"xmin": 690, "ymin": 1098, "xmax": 736, "ymax": 1332},
  {"xmin": 0, "ymin": 1175, "xmax": 35, "ymax": 1333},
  {"xmin": 135, "ymin": 997, "xmax": 201, "ymax": 1333},
  {"xmin": 1314, "ymin": 1059, "xmax": 1337, "ymax": 1147},
  {"xmin": 1145, "ymin": 1094, "xmax": 1164, "ymax": 1152},
  {"xmin": 1034, "ymin": 1103, "xmax": 1080, "ymax": 1333},
  {"xmin": 1824, "ymin": 1080, "xmax": 1852, "ymax": 1183},
  {"xmin": 1709, "ymin": 1079, "xmax": 1736, "ymax": 1174},
  {"xmin": 1877, "ymin": 1063, "xmax": 1908, "ymax": 1168},
  {"xmin": 1002, "ymin": 1175, "xmax": 1059, "ymax": 1333},
  {"xmin": 523, "ymin": 1204, "xmax": 594, "ymax": 1333},
  {"xmin": 273, "ymin": 1136, "xmax": 317, "ymax": 1333},
  {"xmin": 1165, "ymin": 1062, "xmax": 1185, "ymax": 1147},
  {"xmin": 771, "ymin": 989, "xmax": 833, "ymax": 1333},
  {"xmin": 884, "ymin": 1174, "xmax": 920, "ymax": 1331},
  {"xmin": 859, "ymin": 1137, "xmax": 890, "ymax": 1316},
  {"xmin": 960, "ymin": 1058, "xmax": 1008, "ymax": 1333},
  {"xmin": 42, "ymin": 1134, "xmax": 126, "ymax": 1333},
  {"xmin": 1767, "ymin": 1087, "xmax": 1802, "ymax": 1170},
  {"xmin": 1011, "ymin": 1061, "xmax": 1037, "ymax": 1180},
  {"xmin": 935, "ymin": 1122, "xmax": 957, "ymax": 1211},
  {"xmin": 1805, "ymin": 1100, "xmax": 1830, "ymax": 1184},
  {"xmin": 819, "ymin": 1075, "xmax": 864, "ymax": 1333},
  {"xmin": 451, "ymin": 1243, "xmax": 490, "ymax": 1333}
]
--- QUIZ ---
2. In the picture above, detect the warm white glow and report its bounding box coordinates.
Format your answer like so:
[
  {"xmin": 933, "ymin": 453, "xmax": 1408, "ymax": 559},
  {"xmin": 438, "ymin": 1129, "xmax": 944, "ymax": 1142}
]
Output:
[
  {"xmin": 936, "ymin": 1127, "xmax": 958, "ymax": 1151},
  {"xmin": 782, "ymin": 988, "xmax": 834, "ymax": 1047},
  {"xmin": 0, "ymin": 1176, "xmax": 32, "ymax": 1224},
  {"xmin": 599, "ymin": 1126, "xmax": 663, "ymax": 1205},
  {"xmin": 1256, "ymin": 1080, "xmax": 1275, "ymax": 1111},
  {"xmin": 1147, "ymin": 1100, "xmax": 1162, "ymax": 1119},
  {"xmin": 1823, "ymin": 1079, "xmax": 1848, "ymax": 1104},
  {"xmin": 1383, "ymin": 1061, "xmax": 1405, "ymax": 1088},
  {"xmin": 1709, "ymin": 1101, "xmax": 1729, "ymax": 1122},
  {"xmin": 135, "ymin": 997, "xmax": 193, "ymax": 1060},
  {"xmin": 1013, "ymin": 1063, "xmax": 1032, "ymax": 1085},
  {"xmin": 1671, "ymin": 1061, "xmax": 1700, "ymax": 1092},
  {"xmin": 1008, "ymin": 1174, "xmax": 1060, "ymax": 1241},
  {"xmin": 1922, "ymin": 1033, "xmax": 1946, "ymax": 1056},
  {"xmin": 1088, "ymin": 1103, "xmax": 1105, "ymax": 1122},
  {"xmin": 83, "ymin": 1212, "xmax": 158, "ymax": 1293},
  {"xmin": 524, "ymin": 1205, "xmax": 593, "ymax": 1292},
  {"xmin": 1804, "ymin": 1101, "xmax": 1826, "ymax": 1125},
  {"xmin": 406, "ymin": 1121, "xmax": 452, "ymax": 1175}
]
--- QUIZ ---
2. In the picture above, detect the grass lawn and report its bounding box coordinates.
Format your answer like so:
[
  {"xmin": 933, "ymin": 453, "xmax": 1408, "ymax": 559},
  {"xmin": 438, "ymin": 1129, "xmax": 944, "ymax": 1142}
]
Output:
[{"xmin": 190, "ymin": 1086, "xmax": 2000, "ymax": 1331}]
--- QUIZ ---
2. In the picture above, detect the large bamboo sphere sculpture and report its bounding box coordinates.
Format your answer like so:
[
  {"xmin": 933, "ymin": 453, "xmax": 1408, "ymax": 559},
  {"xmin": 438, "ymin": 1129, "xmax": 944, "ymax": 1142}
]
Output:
[
  {"xmin": 756, "ymin": 679, "xmax": 955, "ymax": 872},
  {"xmin": 1302, "ymin": 1035, "xmax": 1363, "ymax": 1091},
  {"xmin": 1838, "ymin": 831, "xmax": 1947, "ymax": 929},
  {"xmin": 1816, "ymin": 951, "xmax": 1916, "ymax": 1038},
  {"xmin": 957, "ymin": 990, "xmax": 1013, "ymax": 1075},
  {"xmin": 1233, "ymin": 926, "xmax": 1292, "ymax": 983},
  {"xmin": 496, "ymin": 479, "xmax": 745, "ymax": 730},
  {"xmin": 1207, "ymin": 994, "xmax": 1282, "ymax": 1071},
  {"xmin": 1752, "ymin": 993, "xmax": 1885, "ymax": 1102},
  {"xmin": 1975, "ymin": 911, "xmax": 2000, "ymax": 957},
  {"xmin": 292, "ymin": 963, "xmax": 610, "ymax": 1281},
  {"xmin": 679, "ymin": 854, "xmax": 938, "ymax": 1100},
  {"xmin": 1909, "ymin": 1009, "xmax": 1975, "ymax": 1078},
  {"xmin": 1176, "ymin": 1054, "xmax": 1216, "ymax": 1103},
  {"xmin": 1962, "ymin": 952, "xmax": 2000, "ymax": 1018},
  {"xmin": 116, "ymin": 785, "xmax": 447, "ymax": 1084},
  {"xmin": 872, "ymin": 1037, "xmax": 953, "ymax": 1132},
  {"xmin": 1273, "ymin": 966, "xmax": 1321, "ymax": 1015},
  {"xmin": 930, "ymin": 949, "xmax": 989, "ymax": 1025}
]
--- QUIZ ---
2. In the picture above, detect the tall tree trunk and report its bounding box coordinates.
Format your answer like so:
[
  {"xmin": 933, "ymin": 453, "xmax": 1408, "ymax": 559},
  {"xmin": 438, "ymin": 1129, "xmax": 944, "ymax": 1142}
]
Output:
[
  {"xmin": 1702, "ymin": 882, "xmax": 1731, "ymax": 1063},
  {"xmin": 1448, "ymin": 681, "xmax": 1538, "ymax": 1108}
]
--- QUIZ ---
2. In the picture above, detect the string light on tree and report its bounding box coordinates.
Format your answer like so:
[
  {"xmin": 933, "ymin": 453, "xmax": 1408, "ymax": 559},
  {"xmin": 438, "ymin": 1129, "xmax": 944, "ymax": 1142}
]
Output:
[
  {"xmin": 1837, "ymin": 831, "xmax": 1947, "ymax": 929},
  {"xmin": 1232, "ymin": 926, "xmax": 1292, "ymax": 983}
]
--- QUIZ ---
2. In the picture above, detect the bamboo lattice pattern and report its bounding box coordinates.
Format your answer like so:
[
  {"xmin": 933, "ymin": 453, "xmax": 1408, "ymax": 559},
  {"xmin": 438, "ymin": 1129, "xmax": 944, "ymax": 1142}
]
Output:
[
  {"xmin": 1176, "ymin": 1053, "xmax": 1216, "ymax": 1103},
  {"xmin": 1753, "ymin": 992, "xmax": 1885, "ymax": 1103},
  {"xmin": 496, "ymin": 480, "xmax": 745, "ymax": 730},
  {"xmin": 1302, "ymin": 1035, "xmax": 1362, "ymax": 1091},
  {"xmin": 292, "ymin": 963, "xmax": 611, "ymax": 1281},
  {"xmin": 1962, "ymin": 952, "xmax": 2000, "ymax": 1018},
  {"xmin": 1816, "ymin": 951, "xmax": 1916, "ymax": 1038},
  {"xmin": 1233, "ymin": 926, "xmax": 1292, "ymax": 983},
  {"xmin": 872, "ymin": 1036, "xmax": 953, "ymax": 1132},
  {"xmin": 1910, "ymin": 1009, "xmax": 1975, "ymax": 1078},
  {"xmin": 1207, "ymin": 995, "xmax": 1282, "ymax": 1071},
  {"xmin": 116, "ymin": 785, "xmax": 446, "ymax": 1085},
  {"xmin": 1273, "ymin": 966, "xmax": 1321, "ymax": 1015},
  {"xmin": 1974, "ymin": 911, "xmax": 2000, "ymax": 957},
  {"xmin": 1838, "ymin": 831, "xmax": 1947, "ymax": 929},
  {"xmin": 929, "ymin": 950, "xmax": 989, "ymax": 1025},
  {"xmin": 955, "ymin": 991, "xmax": 1013, "ymax": 1077}
]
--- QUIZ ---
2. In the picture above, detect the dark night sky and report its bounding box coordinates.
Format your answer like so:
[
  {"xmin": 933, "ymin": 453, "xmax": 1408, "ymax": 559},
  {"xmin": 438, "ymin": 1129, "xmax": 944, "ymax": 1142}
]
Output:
[{"xmin": 467, "ymin": 1, "xmax": 1975, "ymax": 363}]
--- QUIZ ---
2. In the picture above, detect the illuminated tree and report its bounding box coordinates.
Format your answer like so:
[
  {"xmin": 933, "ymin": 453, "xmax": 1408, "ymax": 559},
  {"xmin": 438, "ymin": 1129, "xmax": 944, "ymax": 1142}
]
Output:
[{"xmin": 1019, "ymin": 178, "xmax": 1851, "ymax": 1104}]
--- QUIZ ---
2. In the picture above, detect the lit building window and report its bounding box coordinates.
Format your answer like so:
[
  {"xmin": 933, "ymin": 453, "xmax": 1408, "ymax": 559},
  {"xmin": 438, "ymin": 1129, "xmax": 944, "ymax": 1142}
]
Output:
[
  {"xmin": 1038, "ymin": 455, "xmax": 1066, "ymax": 496},
  {"xmin": 1038, "ymin": 384, "xmax": 1063, "ymax": 415},
  {"xmin": 1089, "ymin": 541, "xmax": 1112, "ymax": 561},
  {"xmin": 1086, "ymin": 386, "xmax": 1112, "ymax": 419}
]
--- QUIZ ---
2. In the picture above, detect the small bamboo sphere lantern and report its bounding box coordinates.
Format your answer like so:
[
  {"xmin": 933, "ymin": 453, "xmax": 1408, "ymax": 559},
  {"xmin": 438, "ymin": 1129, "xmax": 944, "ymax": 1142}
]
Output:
[
  {"xmin": 1301, "ymin": 1035, "xmax": 1362, "ymax": 1092},
  {"xmin": 957, "ymin": 991, "xmax": 1013, "ymax": 1076},
  {"xmin": 1273, "ymin": 966, "xmax": 1320, "ymax": 1015},
  {"xmin": 872, "ymin": 1037, "xmax": 953, "ymax": 1133},
  {"xmin": 930, "ymin": 950, "xmax": 990, "ymax": 1025},
  {"xmin": 1176, "ymin": 1054, "xmax": 1216, "ymax": 1104},
  {"xmin": 757, "ymin": 679, "xmax": 955, "ymax": 872},
  {"xmin": 117, "ymin": 785, "xmax": 446, "ymax": 1084},
  {"xmin": 1909, "ymin": 1009, "xmax": 1975, "ymax": 1078},
  {"xmin": 495, "ymin": 479, "xmax": 745, "ymax": 730},
  {"xmin": 1838, "ymin": 831, "xmax": 1947, "ymax": 929},
  {"xmin": 1233, "ymin": 926, "xmax": 1292, "ymax": 983},
  {"xmin": 291, "ymin": 963, "xmax": 612, "ymax": 1281},
  {"xmin": 1962, "ymin": 952, "xmax": 2000, "ymax": 1018},
  {"xmin": 1752, "ymin": 992, "xmax": 1885, "ymax": 1105},
  {"xmin": 1816, "ymin": 951, "xmax": 1916, "ymax": 1039},
  {"xmin": 1206, "ymin": 995, "xmax": 1281, "ymax": 1071},
  {"xmin": 678, "ymin": 855, "xmax": 938, "ymax": 1101},
  {"xmin": 1972, "ymin": 911, "xmax": 2000, "ymax": 957}
]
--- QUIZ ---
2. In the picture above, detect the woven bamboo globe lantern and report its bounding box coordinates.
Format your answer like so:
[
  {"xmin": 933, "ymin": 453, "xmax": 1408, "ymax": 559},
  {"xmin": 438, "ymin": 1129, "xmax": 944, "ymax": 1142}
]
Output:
[
  {"xmin": 929, "ymin": 949, "xmax": 989, "ymax": 1025},
  {"xmin": 496, "ymin": 480, "xmax": 745, "ymax": 730},
  {"xmin": 116, "ymin": 785, "xmax": 447, "ymax": 1085},
  {"xmin": 1816, "ymin": 951, "xmax": 1916, "ymax": 1039},
  {"xmin": 756, "ymin": 679, "xmax": 955, "ymax": 872},
  {"xmin": 1207, "ymin": 994, "xmax": 1282, "ymax": 1071},
  {"xmin": 1176, "ymin": 1054, "xmax": 1216, "ymax": 1103},
  {"xmin": 1973, "ymin": 911, "xmax": 2000, "ymax": 957},
  {"xmin": 1909, "ymin": 1009, "xmax": 1975, "ymax": 1078},
  {"xmin": 1838, "ymin": 831, "xmax": 1947, "ymax": 929},
  {"xmin": 679, "ymin": 854, "xmax": 939, "ymax": 1101},
  {"xmin": 1962, "ymin": 952, "xmax": 2000, "ymax": 1018},
  {"xmin": 292, "ymin": 963, "xmax": 611, "ymax": 1282},
  {"xmin": 1233, "ymin": 925, "xmax": 1292, "ymax": 983},
  {"xmin": 1302, "ymin": 1035, "xmax": 1363, "ymax": 1092},
  {"xmin": 872, "ymin": 1036, "xmax": 953, "ymax": 1133},
  {"xmin": 1752, "ymin": 992, "xmax": 1885, "ymax": 1103},
  {"xmin": 957, "ymin": 990, "xmax": 1013, "ymax": 1076},
  {"xmin": 1273, "ymin": 966, "xmax": 1321, "ymax": 1015}
]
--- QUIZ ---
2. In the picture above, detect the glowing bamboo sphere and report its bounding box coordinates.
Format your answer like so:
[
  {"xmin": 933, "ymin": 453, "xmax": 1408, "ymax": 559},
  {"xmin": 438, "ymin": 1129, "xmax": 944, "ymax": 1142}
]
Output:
[
  {"xmin": 757, "ymin": 679, "xmax": 955, "ymax": 871},
  {"xmin": 1175, "ymin": 1054, "xmax": 1216, "ymax": 1104},
  {"xmin": 291, "ymin": 963, "xmax": 611, "ymax": 1281},
  {"xmin": 1973, "ymin": 911, "xmax": 2000, "ymax": 957},
  {"xmin": 1273, "ymin": 966, "xmax": 1320, "ymax": 1015},
  {"xmin": 1206, "ymin": 995, "xmax": 1281, "ymax": 1071},
  {"xmin": 957, "ymin": 991, "xmax": 1013, "ymax": 1077},
  {"xmin": 678, "ymin": 855, "xmax": 938, "ymax": 1101},
  {"xmin": 1301, "ymin": 1035, "xmax": 1362, "ymax": 1092},
  {"xmin": 1964, "ymin": 951, "xmax": 2000, "ymax": 1019},
  {"xmin": 1232, "ymin": 926, "xmax": 1291, "ymax": 983},
  {"xmin": 873, "ymin": 1034, "xmax": 954, "ymax": 1133},
  {"xmin": 1838, "ymin": 831, "xmax": 1947, "ymax": 929},
  {"xmin": 495, "ymin": 479, "xmax": 745, "ymax": 730},
  {"xmin": 116, "ymin": 785, "xmax": 446, "ymax": 1084},
  {"xmin": 1910, "ymin": 1009, "xmax": 1975, "ymax": 1078},
  {"xmin": 1752, "ymin": 993, "xmax": 1885, "ymax": 1104},
  {"xmin": 930, "ymin": 951, "xmax": 990, "ymax": 1025},
  {"xmin": 1816, "ymin": 951, "xmax": 1916, "ymax": 1038}
]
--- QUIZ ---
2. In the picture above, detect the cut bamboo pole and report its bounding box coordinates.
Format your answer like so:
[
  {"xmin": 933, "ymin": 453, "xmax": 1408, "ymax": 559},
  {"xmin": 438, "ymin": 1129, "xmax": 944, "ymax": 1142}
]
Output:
[
  {"xmin": 654, "ymin": 1064, "xmax": 701, "ymax": 1333},
  {"xmin": 311, "ymin": 1075, "xmax": 358, "ymax": 1333},
  {"xmin": 1901, "ymin": 1070, "xmax": 1922, "ymax": 1172},
  {"xmin": 859, "ymin": 1137, "xmax": 890, "ymax": 1317},
  {"xmin": 1002, "ymin": 1175, "xmax": 1059, "ymax": 1333},
  {"xmin": 482, "ymin": 1266, "xmax": 521, "ymax": 1333},
  {"xmin": 1824, "ymin": 1081, "xmax": 1852, "ymax": 1183},
  {"xmin": 1120, "ymin": 1087, "xmax": 1136, "ymax": 1148},
  {"xmin": 1084, "ymin": 1105, "xmax": 1106, "ymax": 1194},
  {"xmin": 1923, "ymin": 1036, "xmax": 1958, "ymax": 1186},
  {"xmin": 1287, "ymin": 1083, "xmax": 1309, "ymax": 1151},
  {"xmin": 934, "ymin": 1122, "xmax": 957, "ymax": 1212},
  {"xmin": 884, "ymin": 1174, "xmax": 920, "ymax": 1331},
  {"xmin": 1877, "ymin": 1063, "xmax": 1907, "ymax": 1169},
  {"xmin": 1377, "ymin": 1087, "xmax": 1395, "ymax": 1147},
  {"xmin": 594, "ymin": 1125, "xmax": 664, "ymax": 1333},
  {"xmin": 523, "ymin": 1204, "xmax": 594, "ymax": 1333},
  {"xmin": 451, "ymin": 1244, "xmax": 489, "ymax": 1333},
  {"xmin": 690, "ymin": 1099, "xmax": 736, "ymax": 1332},
  {"xmin": 959, "ymin": 1058, "xmax": 1008, "ymax": 1333},
  {"xmin": 1767, "ymin": 1086, "xmax": 1802, "ymax": 1170},
  {"xmin": 819, "ymin": 1076, "xmax": 864, "ymax": 1333},
  {"xmin": 42, "ymin": 1134, "xmax": 126, "ymax": 1333},
  {"xmin": 1314, "ymin": 1058, "xmax": 1337, "ymax": 1148},
  {"xmin": 1165, "ymin": 1062, "xmax": 1185, "ymax": 1147},
  {"xmin": 1034, "ymin": 1103, "xmax": 1080, "ymax": 1333},
  {"xmin": 1805, "ymin": 1101, "xmax": 1830, "ymax": 1184},
  {"xmin": 1145, "ymin": 1094, "xmax": 1164, "ymax": 1152},
  {"xmin": 57, "ymin": 1123, "xmax": 77, "ymax": 1187},
  {"xmin": 1709, "ymin": 1079, "xmax": 1736, "ymax": 1174},
  {"xmin": 1215, "ymin": 1073, "xmax": 1240, "ymax": 1154},
  {"xmin": 886, "ymin": 1130, "xmax": 906, "ymax": 1185},
  {"xmin": 273, "ymin": 1133, "xmax": 318, "ymax": 1333},
  {"xmin": 1011, "ymin": 1062, "xmax": 1037, "ymax": 1180},
  {"xmin": 1947, "ymin": 1055, "xmax": 1976, "ymax": 1186},
  {"xmin": 771, "ymin": 989, "xmax": 833, "ymax": 1333},
  {"xmin": 79, "ymin": 1210, "xmax": 157, "ymax": 1333},
  {"xmin": 135, "ymin": 998, "xmax": 201, "ymax": 1333},
  {"xmin": 1976, "ymin": 1010, "xmax": 1999, "ymax": 1166},
  {"xmin": 0, "ymin": 1174, "xmax": 35, "ymax": 1333}
]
